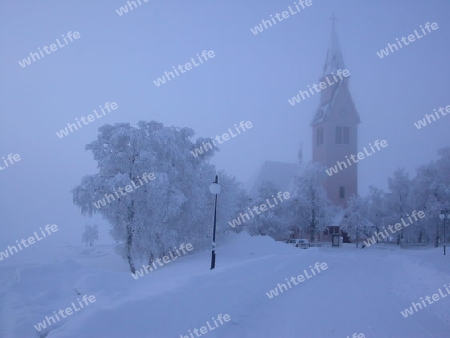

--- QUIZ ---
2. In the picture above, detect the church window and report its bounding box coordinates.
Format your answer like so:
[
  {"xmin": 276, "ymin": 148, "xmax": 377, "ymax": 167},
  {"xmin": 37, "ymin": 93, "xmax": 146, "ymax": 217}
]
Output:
[
  {"xmin": 339, "ymin": 186, "xmax": 345, "ymax": 199},
  {"xmin": 336, "ymin": 126, "xmax": 350, "ymax": 145},
  {"xmin": 316, "ymin": 127, "xmax": 323, "ymax": 146},
  {"xmin": 335, "ymin": 126, "xmax": 342, "ymax": 144},
  {"xmin": 343, "ymin": 127, "xmax": 349, "ymax": 145}
]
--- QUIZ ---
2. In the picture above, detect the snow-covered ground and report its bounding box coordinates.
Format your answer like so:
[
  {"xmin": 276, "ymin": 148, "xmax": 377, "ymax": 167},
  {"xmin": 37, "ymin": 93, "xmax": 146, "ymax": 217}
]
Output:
[{"xmin": 1, "ymin": 234, "xmax": 449, "ymax": 338}]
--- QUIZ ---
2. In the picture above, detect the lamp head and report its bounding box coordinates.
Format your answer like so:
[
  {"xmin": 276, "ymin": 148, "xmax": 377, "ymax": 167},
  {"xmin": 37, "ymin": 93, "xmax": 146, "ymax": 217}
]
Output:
[{"xmin": 209, "ymin": 183, "xmax": 221, "ymax": 194}]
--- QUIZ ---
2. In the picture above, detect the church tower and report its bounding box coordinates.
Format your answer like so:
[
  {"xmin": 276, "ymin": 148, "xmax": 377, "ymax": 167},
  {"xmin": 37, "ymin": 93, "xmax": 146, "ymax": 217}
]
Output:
[{"xmin": 311, "ymin": 17, "xmax": 361, "ymax": 208}]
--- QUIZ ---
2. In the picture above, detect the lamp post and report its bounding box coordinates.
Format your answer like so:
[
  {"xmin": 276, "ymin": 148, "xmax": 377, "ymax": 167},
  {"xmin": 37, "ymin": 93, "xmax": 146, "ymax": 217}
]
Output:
[
  {"xmin": 439, "ymin": 210, "xmax": 450, "ymax": 256},
  {"xmin": 356, "ymin": 224, "xmax": 359, "ymax": 248},
  {"xmin": 209, "ymin": 175, "xmax": 221, "ymax": 270},
  {"xmin": 436, "ymin": 220, "xmax": 440, "ymax": 248}
]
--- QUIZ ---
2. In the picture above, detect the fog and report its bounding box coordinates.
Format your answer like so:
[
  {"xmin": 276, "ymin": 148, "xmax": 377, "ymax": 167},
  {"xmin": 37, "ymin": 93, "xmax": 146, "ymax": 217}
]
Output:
[{"xmin": 1, "ymin": 0, "xmax": 449, "ymax": 245}]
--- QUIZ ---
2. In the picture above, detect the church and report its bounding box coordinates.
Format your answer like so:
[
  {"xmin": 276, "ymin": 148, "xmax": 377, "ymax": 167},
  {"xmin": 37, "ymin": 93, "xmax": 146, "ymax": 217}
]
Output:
[
  {"xmin": 312, "ymin": 18, "xmax": 361, "ymax": 208},
  {"xmin": 248, "ymin": 18, "xmax": 361, "ymax": 238}
]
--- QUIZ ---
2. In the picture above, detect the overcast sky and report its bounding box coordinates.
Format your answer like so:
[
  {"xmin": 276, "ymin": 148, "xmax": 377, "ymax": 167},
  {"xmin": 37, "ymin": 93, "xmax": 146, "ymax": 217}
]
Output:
[{"xmin": 1, "ymin": 0, "xmax": 449, "ymax": 245}]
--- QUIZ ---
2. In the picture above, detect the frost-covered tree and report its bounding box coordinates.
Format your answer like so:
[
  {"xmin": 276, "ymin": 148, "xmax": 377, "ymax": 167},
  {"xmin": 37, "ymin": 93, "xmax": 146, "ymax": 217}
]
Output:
[
  {"xmin": 246, "ymin": 180, "xmax": 291, "ymax": 240},
  {"xmin": 291, "ymin": 162, "xmax": 336, "ymax": 242},
  {"xmin": 433, "ymin": 147, "xmax": 450, "ymax": 244},
  {"xmin": 72, "ymin": 121, "xmax": 245, "ymax": 273},
  {"xmin": 341, "ymin": 195, "xmax": 373, "ymax": 247},
  {"xmin": 409, "ymin": 148, "xmax": 450, "ymax": 245},
  {"xmin": 409, "ymin": 163, "xmax": 441, "ymax": 244},
  {"xmin": 72, "ymin": 121, "xmax": 219, "ymax": 272},
  {"xmin": 82, "ymin": 224, "xmax": 98, "ymax": 246},
  {"xmin": 215, "ymin": 171, "xmax": 249, "ymax": 235},
  {"xmin": 364, "ymin": 147, "xmax": 450, "ymax": 245},
  {"xmin": 385, "ymin": 168, "xmax": 411, "ymax": 244},
  {"xmin": 366, "ymin": 186, "xmax": 389, "ymax": 243}
]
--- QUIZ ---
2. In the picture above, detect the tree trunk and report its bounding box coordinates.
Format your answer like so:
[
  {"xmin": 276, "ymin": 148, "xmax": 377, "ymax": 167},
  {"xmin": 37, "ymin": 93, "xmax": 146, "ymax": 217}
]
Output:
[
  {"xmin": 310, "ymin": 209, "xmax": 316, "ymax": 242},
  {"xmin": 310, "ymin": 226, "xmax": 316, "ymax": 242},
  {"xmin": 126, "ymin": 172, "xmax": 137, "ymax": 274},
  {"xmin": 126, "ymin": 200, "xmax": 136, "ymax": 274},
  {"xmin": 148, "ymin": 253, "xmax": 154, "ymax": 267},
  {"xmin": 126, "ymin": 222, "xmax": 135, "ymax": 274}
]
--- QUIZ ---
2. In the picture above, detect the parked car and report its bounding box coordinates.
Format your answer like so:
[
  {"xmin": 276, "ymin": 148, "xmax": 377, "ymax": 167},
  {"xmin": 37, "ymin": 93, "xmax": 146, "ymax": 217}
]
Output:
[
  {"xmin": 286, "ymin": 239, "xmax": 310, "ymax": 248},
  {"xmin": 286, "ymin": 239, "xmax": 301, "ymax": 246},
  {"xmin": 297, "ymin": 239, "xmax": 310, "ymax": 249}
]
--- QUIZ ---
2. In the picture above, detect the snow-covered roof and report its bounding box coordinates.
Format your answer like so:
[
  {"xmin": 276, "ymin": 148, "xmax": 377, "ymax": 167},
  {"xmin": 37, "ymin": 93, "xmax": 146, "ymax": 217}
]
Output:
[
  {"xmin": 331, "ymin": 209, "xmax": 345, "ymax": 226},
  {"xmin": 310, "ymin": 79, "xmax": 343, "ymax": 126},
  {"xmin": 311, "ymin": 21, "xmax": 348, "ymax": 127}
]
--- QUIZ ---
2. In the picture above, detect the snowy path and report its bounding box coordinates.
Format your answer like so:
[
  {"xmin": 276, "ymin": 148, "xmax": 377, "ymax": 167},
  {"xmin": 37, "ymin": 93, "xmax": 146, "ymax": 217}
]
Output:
[{"xmin": 2, "ymin": 236, "xmax": 450, "ymax": 337}]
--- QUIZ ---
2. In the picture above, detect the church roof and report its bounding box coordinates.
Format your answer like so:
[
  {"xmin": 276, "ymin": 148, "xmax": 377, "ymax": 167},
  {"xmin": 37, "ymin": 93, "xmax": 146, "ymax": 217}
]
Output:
[
  {"xmin": 310, "ymin": 78, "xmax": 344, "ymax": 126},
  {"xmin": 247, "ymin": 160, "xmax": 299, "ymax": 196},
  {"xmin": 332, "ymin": 209, "xmax": 345, "ymax": 226},
  {"xmin": 311, "ymin": 17, "xmax": 358, "ymax": 127},
  {"xmin": 322, "ymin": 16, "xmax": 346, "ymax": 77}
]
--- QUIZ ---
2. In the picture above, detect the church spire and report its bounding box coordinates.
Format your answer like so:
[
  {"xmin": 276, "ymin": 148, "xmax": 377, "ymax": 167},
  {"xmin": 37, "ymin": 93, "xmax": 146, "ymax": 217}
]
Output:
[{"xmin": 322, "ymin": 13, "xmax": 345, "ymax": 77}]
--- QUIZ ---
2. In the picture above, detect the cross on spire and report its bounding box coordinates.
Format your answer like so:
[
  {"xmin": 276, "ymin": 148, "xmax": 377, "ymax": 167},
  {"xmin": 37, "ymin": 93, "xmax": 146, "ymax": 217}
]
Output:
[
  {"xmin": 322, "ymin": 13, "xmax": 345, "ymax": 77},
  {"xmin": 330, "ymin": 13, "xmax": 338, "ymax": 34},
  {"xmin": 330, "ymin": 13, "xmax": 338, "ymax": 24}
]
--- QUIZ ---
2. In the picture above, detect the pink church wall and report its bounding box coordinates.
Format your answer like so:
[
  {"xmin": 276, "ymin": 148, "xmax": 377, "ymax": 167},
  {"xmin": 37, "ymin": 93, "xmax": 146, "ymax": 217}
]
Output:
[{"xmin": 312, "ymin": 77, "xmax": 359, "ymax": 208}]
